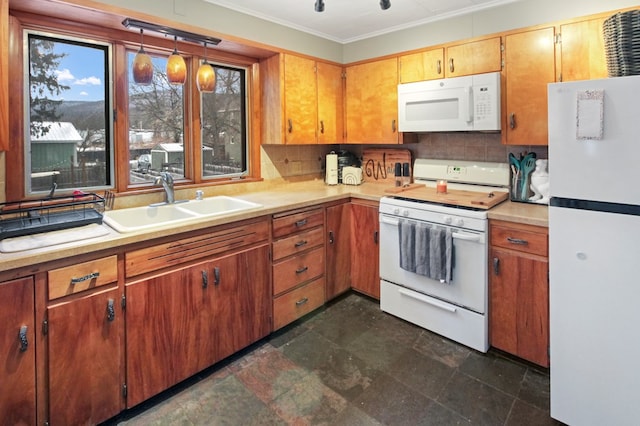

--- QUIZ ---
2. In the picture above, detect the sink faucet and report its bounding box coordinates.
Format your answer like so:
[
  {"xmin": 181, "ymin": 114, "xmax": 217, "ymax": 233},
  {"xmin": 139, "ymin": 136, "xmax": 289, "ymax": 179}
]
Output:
[{"xmin": 153, "ymin": 172, "xmax": 175, "ymax": 204}]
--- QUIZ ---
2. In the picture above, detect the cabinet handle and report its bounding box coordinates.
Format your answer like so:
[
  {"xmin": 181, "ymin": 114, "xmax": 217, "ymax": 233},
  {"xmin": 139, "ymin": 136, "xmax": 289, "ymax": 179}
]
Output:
[
  {"xmin": 507, "ymin": 237, "xmax": 528, "ymax": 245},
  {"xmin": 70, "ymin": 271, "xmax": 99, "ymax": 284},
  {"xmin": 493, "ymin": 257, "xmax": 500, "ymax": 275},
  {"xmin": 214, "ymin": 266, "xmax": 220, "ymax": 286},
  {"xmin": 436, "ymin": 59, "xmax": 442, "ymax": 75},
  {"xmin": 19, "ymin": 325, "xmax": 28, "ymax": 352},
  {"xmin": 295, "ymin": 266, "xmax": 309, "ymax": 274},
  {"xmin": 295, "ymin": 219, "xmax": 307, "ymax": 227},
  {"xmin": 288, "ymin": 118, "xmax": 293, "ymax": 133},
  {"xmin": 391, "ymin": 119, "xmax": 397, "ymax": 133},
  {"xmin": 202, "ymin": 270, "xmax": 208, "ymax": 288},
  {"xmin": 106, "ymin": 299, "xmax": 115, "ymax": 322},
  {"xmin": 295, "ymin": 297, "xmax": 309, "ymax": 307},
  {"xmin": 449, "ymin": 58, "xmax": 454, "ymax": 73},
  {"xmin": 320, "ymin": 120, "xmax": 325, "ymax": 134},
  {"xmin": 328, "ymin": 231, "xmax": 334, "ymax": 244},
  {"xmin": 374, "ymin": 230, "xmax": 379, "ymax": 244},
  {"xmin": 294, "ymin": 240, "xmax": 308, "ymax": 248},
  {"xmin": 509, "ymin": 113, "xmax": 516, "ymax": 129}
]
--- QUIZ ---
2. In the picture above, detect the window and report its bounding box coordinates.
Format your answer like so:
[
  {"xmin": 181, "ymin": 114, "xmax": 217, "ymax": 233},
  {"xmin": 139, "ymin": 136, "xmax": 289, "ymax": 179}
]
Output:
[{"xmin": 26, "ymin": 32, "xmax": 112, "ymax": 195}]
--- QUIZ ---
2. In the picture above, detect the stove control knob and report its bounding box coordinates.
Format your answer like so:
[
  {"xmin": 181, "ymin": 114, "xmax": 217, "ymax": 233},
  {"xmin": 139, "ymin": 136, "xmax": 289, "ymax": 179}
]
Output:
[
  {"xmin": 444, "ymin": 216, "xmax": 453, "ymax": 224},
  {"xmin": 456, "ymin": 218, "xmax": 465, "ymax": 227},
  {"xmin": 402, "ymin": 209, "xmax": 410, "ymax": 217},
  {"xmin": 393, "ymin": 208, "xmax": 400, "ymax": 215}
]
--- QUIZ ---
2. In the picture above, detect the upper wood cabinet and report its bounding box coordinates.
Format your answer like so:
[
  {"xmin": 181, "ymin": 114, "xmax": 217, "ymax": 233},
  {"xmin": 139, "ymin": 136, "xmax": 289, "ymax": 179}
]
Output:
[
  {"xmin": 261, "ymin": 53, "xmax": 343, "ymax": 144},
  {"xmin": 399, "ymin": 48, "xmax": 444, "ymax": 83},
  {"xmin": 502, "ymin": 27, "xmax": 556, "ymax": 146},
  {"xmin": 557, "ymin": 16, "xmax": 608, "ymax": 82},
  {"xmin": 445, "ymin": 36, "xmax": 502, "ymax": 78},
  {"xmin": 345, "ymin": 57, "xmax": 400, "ymax": 144}
]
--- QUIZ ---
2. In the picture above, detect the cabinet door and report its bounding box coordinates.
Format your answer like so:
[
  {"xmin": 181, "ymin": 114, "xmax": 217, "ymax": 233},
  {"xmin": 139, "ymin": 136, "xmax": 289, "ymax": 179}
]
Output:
[
  {"xmin": 350, "ymin": 202, "xmax": 380, "ymax": 299},
  {"xmin": 558, "ymin": 17, "xmax": 608, "ymax": 82},
  {"xmin": 211, "ymin": 244, "xmax": 271, "ymax": 362},
  {"xmin": 284, "ymin": 54, "xmax": 318, "ymax": 144},
  {"xmin": 326, "ymin": 203, "xmax": 351, "ymax": 300},
  {"xmin": 490, "ymin": 247, "xmax": 549, "ymax": 367},
  {"xmin": 399, "ymin": 48, "xmax": 444, "ymax": 83},
  {"xmin": 445, "ymin": 37, "xmax": 502, "ymax": 77},
  {"xmin": 317, "ymin": 61, "xmax": 344, "ymax": 143},
  {"xmin": 503, "ymin": 27, "xmax": 556, "ymax": 146},
  {"xmin": 48, "ymin": 286, "xmax": 123, "ymax": 425},
  {"xmin": 345, "ymin": 58, "xmax": 399, "ymax": 144},
  {"xmin": 125, "ymin": 265, "xmax": 206, "ymax": 407},
  {"xmin": 0, "ymin": 277, "xmax": 36, "ymax": 425}
]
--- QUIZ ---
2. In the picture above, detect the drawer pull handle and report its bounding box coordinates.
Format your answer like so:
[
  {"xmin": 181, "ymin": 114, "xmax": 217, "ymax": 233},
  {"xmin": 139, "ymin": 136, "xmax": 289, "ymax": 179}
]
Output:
[
  {"xmin": 493, "ymin": 257, "xmax": 500, "ymax": 275},
  {"xmin": 320, "ymin": 120, "xmax": 325, "ymax": 134},
  {"xmin": 202, "ymin": 270, "xmax": 208, "ymax": 288},
  {"xmin": 295, "ymin": 219, "xmax": 308, "ymax": 227},
  {"xmin": 449, "ymin": 57, "xmax": 455, "ymax": 73},
  {"xmin": 296, "ymin": 297, "xmax": 309, "ymax": 307},
  {"xmin": 399, "ymin": 289, "xmax": 457, "ymax": 313},
  {"xmin": 19, "ymin": 325, "xmax": 28, "ymax": 352},
  {"xmin": 436, "ymin": 59, "xmax": 442, "ymax": 75},
  {"xmin": 509, "ymin": 113, "xmax": 516, "ymax": 129},
  {"xmin": 294, "ymin": 240, "xmax": 307, "ymax": 248},
  {"xmin": 106, "ymin": 299, "xmax": 115, "ymax": 322},
  {"xmin": 295, "ymin": 266, "xmax": 309, "ymax": 274},
  {"xmin": 288, "ymin": 118, "xmax": 293, "ymax": 133},
  {"xmin": 328, "ymin": 231, "xmax": 334, "ymax": 244},
  {"xmin": 507, "ymin": 237, "xmax": 528, "ymax": 245},
  {"xmin": 214, "ymin": 267, "xmax": 221, "ymax": 286},
  {"xmin": 70, "ymin": 271, "xmax": 100, "ymax": 284}
]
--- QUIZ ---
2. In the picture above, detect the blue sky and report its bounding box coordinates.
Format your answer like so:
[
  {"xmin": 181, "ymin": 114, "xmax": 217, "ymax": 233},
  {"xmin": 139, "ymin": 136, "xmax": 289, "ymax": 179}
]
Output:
[{"xmin": 53, "ymin": 42, "xmax": 106, "ymax": 102}]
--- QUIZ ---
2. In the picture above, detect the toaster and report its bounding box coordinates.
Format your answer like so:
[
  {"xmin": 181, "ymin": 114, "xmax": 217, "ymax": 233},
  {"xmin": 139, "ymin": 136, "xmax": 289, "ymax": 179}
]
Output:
[{"xmin": 342, "ymin": 166, "xmax": 363, "ymax": 185}]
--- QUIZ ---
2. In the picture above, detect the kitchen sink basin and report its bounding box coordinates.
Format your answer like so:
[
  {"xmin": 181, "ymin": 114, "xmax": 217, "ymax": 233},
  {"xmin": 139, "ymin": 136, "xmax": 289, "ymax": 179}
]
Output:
[{"xmin": 103, "ymin": 196, "xmax": 262, "ymax": 233}]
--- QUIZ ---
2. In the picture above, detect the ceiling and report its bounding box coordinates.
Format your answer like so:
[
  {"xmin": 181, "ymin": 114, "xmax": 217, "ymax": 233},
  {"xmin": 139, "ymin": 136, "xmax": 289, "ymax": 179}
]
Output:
[{"xmin": 203, "ymin": 0, "xmax": 522, "ymax": 43}]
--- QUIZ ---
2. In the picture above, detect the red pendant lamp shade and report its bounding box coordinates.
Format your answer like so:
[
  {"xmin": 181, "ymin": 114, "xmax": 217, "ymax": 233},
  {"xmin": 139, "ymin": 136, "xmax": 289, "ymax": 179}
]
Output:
[{"xmin": 132, "ymin": 29, "xmax": 153, "ymax": 85}]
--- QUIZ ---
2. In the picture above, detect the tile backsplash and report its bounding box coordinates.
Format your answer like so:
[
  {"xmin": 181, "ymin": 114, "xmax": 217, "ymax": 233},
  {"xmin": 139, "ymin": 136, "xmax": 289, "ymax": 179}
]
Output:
[{"xmin": 260, "ymin": 133, "xmax": 548, "ymax": 180}]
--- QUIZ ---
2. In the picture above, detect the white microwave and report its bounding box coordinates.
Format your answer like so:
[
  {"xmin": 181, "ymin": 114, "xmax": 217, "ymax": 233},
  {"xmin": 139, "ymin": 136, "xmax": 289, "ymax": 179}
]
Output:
[{"xmin": 398, "ymin": 71, "xmax": 501, "ymax": 132}]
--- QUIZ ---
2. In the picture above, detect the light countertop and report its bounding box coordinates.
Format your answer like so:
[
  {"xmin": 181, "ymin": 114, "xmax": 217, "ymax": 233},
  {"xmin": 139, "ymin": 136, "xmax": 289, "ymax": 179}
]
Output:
[{"xmin": 0, "ymin": 179, "xmax": 546, "ymax": 275}]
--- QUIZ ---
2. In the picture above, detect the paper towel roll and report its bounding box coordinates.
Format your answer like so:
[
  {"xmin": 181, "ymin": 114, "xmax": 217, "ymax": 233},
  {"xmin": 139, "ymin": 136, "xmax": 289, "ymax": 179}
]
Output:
[{"xmin": 325, "ymin": 153, "xmax": 338, "ymax": 185}]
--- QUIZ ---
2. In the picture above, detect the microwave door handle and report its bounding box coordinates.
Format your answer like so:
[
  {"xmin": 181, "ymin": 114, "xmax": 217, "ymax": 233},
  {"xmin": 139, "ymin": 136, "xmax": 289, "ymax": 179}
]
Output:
[{"xmin": 464, "ymin": 86, "xmax": 473, "ymax": 124}]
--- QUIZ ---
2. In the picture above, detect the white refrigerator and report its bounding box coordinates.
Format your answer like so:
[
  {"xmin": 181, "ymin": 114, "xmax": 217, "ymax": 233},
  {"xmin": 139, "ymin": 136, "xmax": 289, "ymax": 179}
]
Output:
[{"xmin": 548, "ymin": 75, "xmax": 640, "ymax": 426}]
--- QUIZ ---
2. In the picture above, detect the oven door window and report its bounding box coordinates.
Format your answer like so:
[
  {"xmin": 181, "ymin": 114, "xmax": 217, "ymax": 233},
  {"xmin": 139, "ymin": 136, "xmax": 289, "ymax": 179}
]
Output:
[{"xmin": 379, "ymin": 215, "xmax": 486, "ymax": 313}]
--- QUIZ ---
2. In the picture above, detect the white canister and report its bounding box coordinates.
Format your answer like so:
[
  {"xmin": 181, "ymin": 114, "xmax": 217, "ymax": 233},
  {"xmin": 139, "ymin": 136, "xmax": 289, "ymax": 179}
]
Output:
[{"xmin": 325, "ymin": 153, "xmax": 338, "ymax": 185}]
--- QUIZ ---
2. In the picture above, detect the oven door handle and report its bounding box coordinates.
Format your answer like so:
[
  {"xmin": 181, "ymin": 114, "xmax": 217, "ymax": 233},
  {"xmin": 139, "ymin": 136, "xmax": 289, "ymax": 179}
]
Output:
[
  {"xmin": 399, "ymin": 289, "xmax": 457, "ymax": 313},
  {"xmin": 380, "ymin": 216, "xmax": 400, "ymax": 226},
  {"xmin": 452, "ymin": 232, "xmax": 482, "ymax": 243}
]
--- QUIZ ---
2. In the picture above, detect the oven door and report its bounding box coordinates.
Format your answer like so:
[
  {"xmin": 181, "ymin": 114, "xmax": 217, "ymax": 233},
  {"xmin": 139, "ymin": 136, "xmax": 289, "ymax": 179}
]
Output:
[{"xmin": 379, "ymin": 213, "xmax": 487, "ymax": 313}]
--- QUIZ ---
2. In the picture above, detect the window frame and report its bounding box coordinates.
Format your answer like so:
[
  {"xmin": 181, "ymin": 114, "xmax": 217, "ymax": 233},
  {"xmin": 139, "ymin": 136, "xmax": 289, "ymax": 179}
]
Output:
[{"xmin": 7, "ymin": 11, "xmax": 260, "ymax": 201}]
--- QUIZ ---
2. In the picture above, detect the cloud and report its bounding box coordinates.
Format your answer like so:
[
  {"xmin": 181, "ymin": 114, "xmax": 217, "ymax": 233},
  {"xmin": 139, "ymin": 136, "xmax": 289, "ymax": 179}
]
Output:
[
  {"xmin": 55, "ymin": 68, "xmax": 75, "ymax": 82},
  {"xmin": 79, "ymin": 91, "xmax": 89, "ymax": 96},
  {"xmin": 75, "ymin": 76, "xmax": 101, "ymax": 86}
]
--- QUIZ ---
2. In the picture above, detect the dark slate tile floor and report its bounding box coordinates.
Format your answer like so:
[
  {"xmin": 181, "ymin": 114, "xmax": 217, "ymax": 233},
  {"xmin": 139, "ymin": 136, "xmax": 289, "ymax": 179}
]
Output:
[{"xmin": 108, "ymin": 292, "xmax": 562, "ymax": 426}]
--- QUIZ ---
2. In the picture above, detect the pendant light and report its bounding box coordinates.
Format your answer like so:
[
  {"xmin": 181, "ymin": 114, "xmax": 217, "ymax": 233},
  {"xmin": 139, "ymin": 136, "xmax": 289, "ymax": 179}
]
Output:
[
  {"xmin": 132, "ymin": 29, "xmax": 153, "ymax": 85},
  {"xmin": 197, "ymin": 42, "xmax": 216, "ymax": 93},
  {"xmin": 166, "ymin": 36, "xmax": 187, "ymax": 85}
]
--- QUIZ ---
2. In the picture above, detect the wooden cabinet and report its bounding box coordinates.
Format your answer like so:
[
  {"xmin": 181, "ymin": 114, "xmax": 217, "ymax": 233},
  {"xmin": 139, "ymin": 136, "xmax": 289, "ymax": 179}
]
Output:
[
  {"xmin": 350, "ymin": 200, "xmax": 380, "ymax": 299},
  {"xmin": 399, "ymin": 48, "xmax": 444, "ymax": 83},
  {"xmin": 0, "ymin": 276, "xmax": 36, "ymax": 425},
  {"xmin": 326, "ymin": 202, "xmax": 351, "ymax": 300},
  {"xmin": 345, "ymin": 57, "xmax": 401, "ymax": 144},
  {"xmin": 557, "ymin": 16, "xmax": 608, "ymax": 82},
  {"xmin": 272, "ymin": 207, "xmax": 326, "ymax": 329},
  {"xmin": 0, "ymin": 0, "xmax": 8, "ymax": 151},
  {"xmin": 445, "ymin": 36, "xmax": 502, "ymax": 78},
  {"xmin": 489, "ymin": 220, "xmax": 549, "ymax": 367},
  {"xmin": 502, "ymin": 27, "xmax": 556, "ymax": 146},
  {"xmin": 261, "ymin": 53, "xmax": 343, "ymax": 144},
  {"xmin": 124, "ymin": 220, "xmax": 271, "ymax": 407},
  {"xmin": 45, "ymin": 256, "xmax": 123, "ymax": 425}
]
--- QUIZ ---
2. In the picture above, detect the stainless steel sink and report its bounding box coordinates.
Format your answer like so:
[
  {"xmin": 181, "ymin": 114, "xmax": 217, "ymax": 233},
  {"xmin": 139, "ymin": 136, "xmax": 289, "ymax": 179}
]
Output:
[{"xmin": 103, "ymin": 196, "xmax": 262, "ymax": 233}]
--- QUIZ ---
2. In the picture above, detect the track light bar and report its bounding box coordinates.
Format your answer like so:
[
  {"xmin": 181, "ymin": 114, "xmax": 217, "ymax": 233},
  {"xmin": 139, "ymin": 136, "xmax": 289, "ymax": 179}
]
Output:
[
  {"xmin": 122, "ymin": 18, "xmax": 221, "ymax": 46},
  {"xmin": 380, "ymin": 0, "xmax": 391, "ymax": 10},
  {"xmin": 314, "ymin": 1, "xmax": 390, "ymax": 12},
  {"xmin": 314, "ymin": 0, "xmax": 325, "ymax": 12}
]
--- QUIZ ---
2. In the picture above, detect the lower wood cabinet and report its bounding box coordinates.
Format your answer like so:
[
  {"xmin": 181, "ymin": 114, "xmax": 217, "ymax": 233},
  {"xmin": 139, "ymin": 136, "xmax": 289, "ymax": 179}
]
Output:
[
  {"xmin": 0, "ymin": 276, "xmax": 36, "ymax": 425},
  {"xmin": 350, "ymin": 200, "xmax": 380, "ymax": 299},
  {"xmin": 326, "ymin": 202, "xmax": 351, "ymax": 300},
  {"xmin": 489, "ymin": 220, "xmax": 549, "ymax": 367},
  {"xmin": 125, "ymin": 243, "xmax": 271, "ymax": 407}
]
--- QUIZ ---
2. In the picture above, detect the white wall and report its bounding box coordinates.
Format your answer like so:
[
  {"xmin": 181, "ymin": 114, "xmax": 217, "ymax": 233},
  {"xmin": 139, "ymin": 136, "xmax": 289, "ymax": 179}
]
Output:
[{"xmin": 90, "ymin": 0, "xmax": 639, "ymax": 63}]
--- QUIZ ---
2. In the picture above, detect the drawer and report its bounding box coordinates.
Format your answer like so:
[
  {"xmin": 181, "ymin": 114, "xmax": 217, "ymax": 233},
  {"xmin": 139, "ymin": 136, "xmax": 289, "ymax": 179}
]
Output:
[
  {"xmin": 272, "ymin": 208, "xmax": 324, "ymax": 238},
  {"xmin": 273, "ymin": 277, "xmax": 325, "ymax": 330},
  {"xmin": 273, "ymin": 246, "xmax": 325, "ymax": 295},
  {"xmin": 48, "ymin": 255, "xmax": 118, "ymax": 300},
  {"xmin": 490, "ymin": 224, "xmax": 548, "ymax": 257},
  {"xmin": 272, "ymin": 227, "xmax": 324, "ymax": 261}
]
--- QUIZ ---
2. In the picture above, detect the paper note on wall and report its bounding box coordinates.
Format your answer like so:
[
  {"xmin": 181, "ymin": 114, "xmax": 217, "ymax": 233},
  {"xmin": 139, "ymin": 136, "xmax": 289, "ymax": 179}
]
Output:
[{"xmin": 576, "ymin": 89, "xmax": 604, "ymax": 140}]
